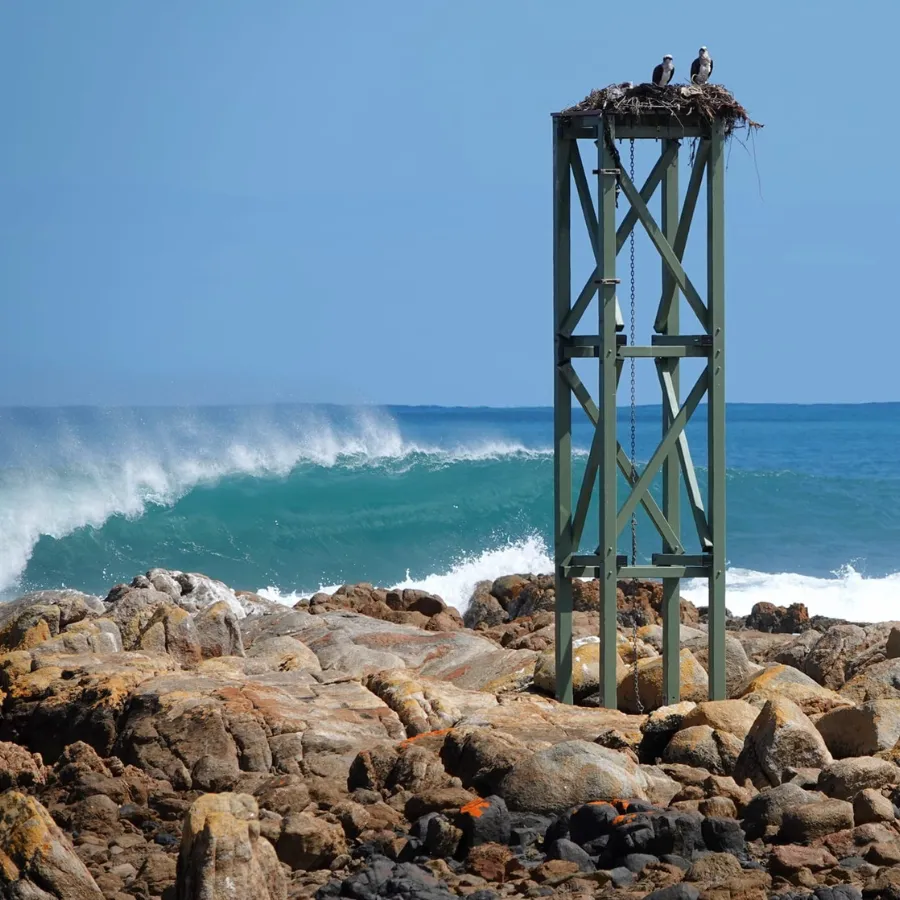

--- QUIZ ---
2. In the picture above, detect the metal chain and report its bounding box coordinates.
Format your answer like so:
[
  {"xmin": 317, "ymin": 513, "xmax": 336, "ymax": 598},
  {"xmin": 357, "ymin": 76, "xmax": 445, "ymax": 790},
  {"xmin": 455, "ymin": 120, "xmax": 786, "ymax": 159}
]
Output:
[{"xmin": 628, "ymin": 138, "xmax": 643, "ymax": 715}]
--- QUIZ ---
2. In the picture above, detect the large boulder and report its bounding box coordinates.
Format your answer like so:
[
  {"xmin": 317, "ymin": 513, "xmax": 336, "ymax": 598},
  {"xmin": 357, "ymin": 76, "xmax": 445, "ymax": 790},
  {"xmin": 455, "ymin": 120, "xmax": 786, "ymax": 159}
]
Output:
[
  {"xmin": 661, "ymin": 725, "xmax": 743, "ymax": 776},
  {"xmin": 0, "ymin": 791, "xmax": 104, "ymax": 899},
  {"xmin": 0, "ymin": 649, "xmax": 176, "ymax": 761},
  {"xmin": 276, "ymin": 812, "xmax": 347, "ymax": 871},
  {"xmin": 804, "ymin": 624, "xmax": 869, "ymax": 690},
  {"xmin": 116, "ymin": 669, "xmax": 405, "ymax": 790},
  {"xmin": 679, "ymin": 700, "xmax": 760, "ymax": 741},
  {"xmin": 364, "ymin": 669, "xmax": 498, "ymax": 736},
  {"xmin": 741, "ymin": 782, "xmax": 825, "ymax": 840},
  {"xmin": 772, "ymin": 629, "xmax": 822, "ymax": 669},
  {"xmin": 105, "ymin": 588, "xmax": 176, "ymax": 650},
  {"xmin": 737, "ymin": 664, "xmax": 852, "ymax": 716},
  {"xmin": 440, "ymin": 727, "xmax": 531, "ymax": 795},
  {"xmin": 745, "ymin": 601, "xmax": 810, "ymax": 633},
  {"xmin": 818, "ymin": 757, "xmax": 900, "ymax": 800},
  {"xmin": 176, "ymin": 793, "xmax": 286, "ymax": 900},
  {"xmin": 618, "ymin": 649, "xmax": 710, "ymax": 713},
  {"xmin": 841, "ymin": 658, "xmax": 900, "ymax": 704},
  {"xmin": 779, "ymin": 799, "xmax": 854, "ymax": 842},
  {"xmin": 464, "ymin": 583, "xmax": 508, "ymax": 629},
  {"xmin": 816, "ymin": 700, "xmax": 900, "ymax": 758},
  {"xmin": 241, "ymin": 607, "xmax": 536, "ymax": 692},
  {"xmin": 137, "ymin": 605, "xmax": 203, "ymax": 666},
  {"xmin": 533, "ymin": 637, "xmax": 626, "ymax": 701},
  {"xmin": 498, "ymin": 740, "xmax": 678, "ymax": 813},
  {"xmin": 733, "ymin": 697, "xmax": 833, "ymax": 788},
  {"xmin": 684, "ymin": 634, "xmax": 761, "ymax": 699},
  {"xmin": 193, "ymin": 600, "xmax": 245, "ymax": 659}
]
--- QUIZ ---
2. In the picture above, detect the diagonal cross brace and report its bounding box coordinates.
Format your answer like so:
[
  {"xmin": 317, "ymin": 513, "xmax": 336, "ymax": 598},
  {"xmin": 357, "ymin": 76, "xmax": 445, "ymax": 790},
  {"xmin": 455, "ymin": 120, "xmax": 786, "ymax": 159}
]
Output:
[
  {"xmin": 616, "ymin": 366, "xmax": 709, "ymax": 533},
  {"xmin": 617, "ymin": 168, "xmax": 709, "ymax": 330},
  {"xmin": 560, "ymin": 142, "xmax": 679, "ymax": 338},
  {"xmin": 657, "ymin": 364, "xmax": 712, "ymax": 549},
  {"xmin": 560, "ymin": 363, "xmax": 683, "ymax": 553},
  {"xmin": 569, "ymin": 143, "xmax": 623, "ymax": 332},
  {"xmin": 655, "ymin": 141, "xmax": 710, "ymax": 333}
]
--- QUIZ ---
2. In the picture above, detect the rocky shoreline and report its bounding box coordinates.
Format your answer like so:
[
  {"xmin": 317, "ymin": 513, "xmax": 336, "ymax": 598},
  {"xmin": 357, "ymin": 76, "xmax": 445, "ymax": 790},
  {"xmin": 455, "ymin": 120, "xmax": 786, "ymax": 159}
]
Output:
[{"xmin": 1, "ymin": 570, "xmax": 900, "ymax": 899}]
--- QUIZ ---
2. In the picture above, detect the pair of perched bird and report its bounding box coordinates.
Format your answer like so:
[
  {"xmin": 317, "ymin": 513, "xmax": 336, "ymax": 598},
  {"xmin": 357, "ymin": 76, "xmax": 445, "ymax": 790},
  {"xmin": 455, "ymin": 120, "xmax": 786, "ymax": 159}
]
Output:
[{"xmin": 652, "ymin": 46, "xmax": 713, "ymax": 86}]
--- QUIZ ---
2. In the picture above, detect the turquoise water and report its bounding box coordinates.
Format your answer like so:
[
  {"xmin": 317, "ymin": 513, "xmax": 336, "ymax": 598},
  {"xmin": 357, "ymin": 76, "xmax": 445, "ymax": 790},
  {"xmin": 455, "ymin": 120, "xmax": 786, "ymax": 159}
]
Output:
[{"xmin": 1, "ymin": 403, "xmax": 899, "ymax": 619}]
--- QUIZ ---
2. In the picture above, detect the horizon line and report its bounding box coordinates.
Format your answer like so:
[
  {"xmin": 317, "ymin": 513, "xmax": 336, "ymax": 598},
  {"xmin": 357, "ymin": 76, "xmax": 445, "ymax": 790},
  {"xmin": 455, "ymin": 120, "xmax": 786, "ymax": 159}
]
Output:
[{"xmin": 2, "ymin": 400, "xmax": 899, "ymax": 412}]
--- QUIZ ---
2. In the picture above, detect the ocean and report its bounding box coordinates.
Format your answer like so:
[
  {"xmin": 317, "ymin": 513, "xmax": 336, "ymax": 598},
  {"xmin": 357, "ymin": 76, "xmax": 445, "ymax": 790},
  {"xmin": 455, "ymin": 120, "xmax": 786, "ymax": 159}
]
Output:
[{"xmin": 1, "ymin": 403, "xmax": 898, "ymax": 621}]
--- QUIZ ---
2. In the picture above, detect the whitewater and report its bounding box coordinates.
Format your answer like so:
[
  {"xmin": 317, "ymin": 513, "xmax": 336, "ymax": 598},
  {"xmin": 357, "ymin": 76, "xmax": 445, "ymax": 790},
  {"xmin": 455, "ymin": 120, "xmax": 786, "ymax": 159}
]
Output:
[{"xmin": 2, "ymin": 403, "xmax": 899, "ymax": 623}]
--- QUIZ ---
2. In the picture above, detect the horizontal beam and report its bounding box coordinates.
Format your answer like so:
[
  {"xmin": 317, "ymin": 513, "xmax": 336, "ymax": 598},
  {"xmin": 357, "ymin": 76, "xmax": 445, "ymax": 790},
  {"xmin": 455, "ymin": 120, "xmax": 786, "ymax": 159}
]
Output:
[
  {"xmin": 563, "ymin": 565, "xmax": 710, "ymax": 579},
  {"xmin": 617, "ymin": 345, "xmax": 707, "ymax": 358},
  {"xmin": 652, "ymin": 553, "xmax": 712, "ymax": 566},
  {"xmin": 570, "ymin": 554, "xmax": 628, "ymax": 568},
  {"xmin": 614, "ymin": 124, "xmax": 709, "ymax": 140},
  {"xmin": 652, "ymin": 335, "xmax": 712, "ymax": 348}
]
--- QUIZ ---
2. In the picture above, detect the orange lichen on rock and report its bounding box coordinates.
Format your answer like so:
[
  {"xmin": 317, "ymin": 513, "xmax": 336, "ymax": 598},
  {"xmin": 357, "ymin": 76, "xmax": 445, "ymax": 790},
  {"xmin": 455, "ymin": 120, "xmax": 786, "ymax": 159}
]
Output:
[
  {"xmin": 460, "ymin": 798, "xmax": 490, "ymax": 818},
  {"xmin": 400, "ymin": 728, "xmax": 451, "ymax": 748}
]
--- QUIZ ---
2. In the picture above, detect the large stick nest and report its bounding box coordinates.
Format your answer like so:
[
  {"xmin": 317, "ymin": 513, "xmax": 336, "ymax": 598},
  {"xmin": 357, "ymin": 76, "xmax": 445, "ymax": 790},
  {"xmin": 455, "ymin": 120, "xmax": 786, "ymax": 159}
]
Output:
[{"xmin": 561, "ymin": 83, "xmax": 762, "ymax": 136}]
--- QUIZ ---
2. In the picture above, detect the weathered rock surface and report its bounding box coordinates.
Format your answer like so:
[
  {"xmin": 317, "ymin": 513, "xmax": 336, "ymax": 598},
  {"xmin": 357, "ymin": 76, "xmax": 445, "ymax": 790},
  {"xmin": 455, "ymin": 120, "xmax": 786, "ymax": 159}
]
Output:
[
  {"xmin": 117, "ymin": 669, "xmax": 406, "ymax": 791},
  {"xmin": 684, "ymin": 633, "xmax": 762, "ymax": 700},
  {"xmin": 661, "ymin": 725, "xmax": 743, "ymax": 775},
  {"xmin": 533, "ymin": 636, "xmax": 626, "ymax": 700},
  {"xmin": 0, "ymin": 649, "xmax": 177, "ymax": 760},
  {"xmin": 841, "ymin": 658, "xmax": 900, "ymax": 704},
  {"xmin": 176, "ymin": 793, "xmax": 286, "ymax": 900},
  {"xmin": 5, "ymin": 567, "xmax": 900, "ymax": 900},
  {"xmin": 734, "ymin": 696, "xmax": 833, "ymax": 788},
  {"xmin": 737, "ymin": 664, "xmax": 853, "ymax": 716},
  {"xmin": 618, "ymin": 649, "xmax": 710, "ymax": 713},
  {"xmin": 0, "ymin": 791, "xmax": 104, "ymax": 899},
  {"xmin": 679, "ymin": 699, "xmax": 760, "ymax": 740},
  {"xmin": 816, "ymin": 700, "xmax": 900, "ymax": 758},
  {"xmin": 499, "ymin": 740, "xmax": 678, "ymax": 812},
  {"xmin": 241, "ymin": 606, "xmax": 537, "ymax": 692},
  {"xmin": 364, "ymin": 669, "xmax": 498, "ymax": 736},
  {"xmin": 745, "ymin": 601, "xmax": 810, "ymax": 633},
  {"xmin": 818, "ymin": 757, "xmax": 900, "ymax": 800}
]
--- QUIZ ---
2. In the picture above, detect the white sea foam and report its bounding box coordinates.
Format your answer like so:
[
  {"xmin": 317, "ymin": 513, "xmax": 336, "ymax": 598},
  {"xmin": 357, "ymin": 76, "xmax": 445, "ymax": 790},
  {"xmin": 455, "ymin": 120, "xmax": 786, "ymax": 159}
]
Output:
[
  {"xmin": 682, "ymin": 565, "xmax": 900, "ymax": 623},
  {"xmin": 258, "ymin": 535, "xmax": 555, "ymax": 612},
  {"xmin": 260, "ymin": 539, "xmax": 900, "ymax": 624}
]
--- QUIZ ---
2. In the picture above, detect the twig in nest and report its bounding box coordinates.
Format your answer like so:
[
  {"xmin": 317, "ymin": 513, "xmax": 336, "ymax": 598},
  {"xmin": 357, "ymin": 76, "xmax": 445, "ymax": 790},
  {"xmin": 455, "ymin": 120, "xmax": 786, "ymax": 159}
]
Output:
[{"xmin": 562, "ymin": 83, "xmax": 762, "ymax": 138}]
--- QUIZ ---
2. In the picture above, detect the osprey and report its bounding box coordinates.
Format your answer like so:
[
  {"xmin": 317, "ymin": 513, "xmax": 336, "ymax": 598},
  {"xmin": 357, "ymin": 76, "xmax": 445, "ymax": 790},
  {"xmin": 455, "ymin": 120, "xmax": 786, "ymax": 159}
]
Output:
[
  {"xmin": 690, "ymin": 46, "xmax": 713, "ymax": 84},
  {"xmin": 652, "ymin": 55, "xmax": 675, "ymax": 86}
]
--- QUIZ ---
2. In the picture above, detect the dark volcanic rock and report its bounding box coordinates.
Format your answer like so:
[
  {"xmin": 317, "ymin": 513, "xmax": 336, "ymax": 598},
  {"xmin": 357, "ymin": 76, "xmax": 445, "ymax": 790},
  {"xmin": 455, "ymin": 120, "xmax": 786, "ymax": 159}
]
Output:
[
  {"xmin": 545, "ymin": 837, "xmax": 594, "ymax": 871},
  {"xmin": 455, "ymin": 795, "xmax": 511, "ymax": 854}
]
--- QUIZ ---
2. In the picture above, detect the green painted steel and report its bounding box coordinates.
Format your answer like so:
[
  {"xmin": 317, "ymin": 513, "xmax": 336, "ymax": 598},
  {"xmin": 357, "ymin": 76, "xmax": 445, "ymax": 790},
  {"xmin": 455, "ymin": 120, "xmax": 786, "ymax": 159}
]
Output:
[
  {"xmin": 550, "ymin": 111, "xmax": 728, "ymax": 709},
  {"xmin": 617, "ymin": 171, "xmax": 708, "ymax": 327},
  {"xmin": 707, "ymin": 121, "xmax": 727, "ymax": 701},
  {"xmin": 553, "ymin": 128, "xmax": 574, "ymax": 706},
  {"xmin": 660, "ymin": 139, "xmax": 681, "ymax": 706},
  {"xmin": 615, "ymin": 368, "xmax": 709, "ymax": 531},
  {"xmin": 654, "ymin": 142, "xmax": 710, "ymax": 332},
  {"xmin": 598, "ymin": 124, "xmax": 619, "ymax": 709}
]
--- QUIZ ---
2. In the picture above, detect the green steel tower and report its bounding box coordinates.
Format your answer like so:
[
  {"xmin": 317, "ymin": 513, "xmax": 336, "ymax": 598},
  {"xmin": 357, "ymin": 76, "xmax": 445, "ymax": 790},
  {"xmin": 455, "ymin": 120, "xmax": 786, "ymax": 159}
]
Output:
[{"xmin": 552, "ymin": 97, "xmax": 727, "ymax": 708}]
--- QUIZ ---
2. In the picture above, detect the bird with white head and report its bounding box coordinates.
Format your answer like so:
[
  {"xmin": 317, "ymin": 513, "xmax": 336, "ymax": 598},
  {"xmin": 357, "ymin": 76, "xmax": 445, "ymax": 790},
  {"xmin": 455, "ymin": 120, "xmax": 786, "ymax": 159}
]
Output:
[
  {"xmin": 652, "ymin": 54, "xmax": 675, "ymax": 86},
  {"xmin": 690, "ymin": 46, "xmax": 714, "ymax": 85}
]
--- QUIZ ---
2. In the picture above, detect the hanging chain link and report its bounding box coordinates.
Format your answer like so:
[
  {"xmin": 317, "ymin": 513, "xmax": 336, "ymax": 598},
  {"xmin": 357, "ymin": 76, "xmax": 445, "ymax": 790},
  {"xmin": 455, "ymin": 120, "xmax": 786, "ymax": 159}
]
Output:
[{"xmin": 628, "ymin": 139, "xmax": 643, "ymax": 715}]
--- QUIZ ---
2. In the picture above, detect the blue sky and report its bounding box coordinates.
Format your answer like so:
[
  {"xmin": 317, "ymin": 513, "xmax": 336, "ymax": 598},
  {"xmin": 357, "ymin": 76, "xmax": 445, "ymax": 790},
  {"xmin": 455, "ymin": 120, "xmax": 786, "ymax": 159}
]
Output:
[{"xmin": 1, "ymin": 1, "xmax": 897, "ymax": 406}]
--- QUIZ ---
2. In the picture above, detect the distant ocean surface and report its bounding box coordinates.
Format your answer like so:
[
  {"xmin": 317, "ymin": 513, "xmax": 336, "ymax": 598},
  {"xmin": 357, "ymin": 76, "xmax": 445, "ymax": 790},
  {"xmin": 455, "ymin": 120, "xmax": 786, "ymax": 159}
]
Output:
[{"xmin": 1, "ymin": 403, "xmax": 899, "ymax": 621}]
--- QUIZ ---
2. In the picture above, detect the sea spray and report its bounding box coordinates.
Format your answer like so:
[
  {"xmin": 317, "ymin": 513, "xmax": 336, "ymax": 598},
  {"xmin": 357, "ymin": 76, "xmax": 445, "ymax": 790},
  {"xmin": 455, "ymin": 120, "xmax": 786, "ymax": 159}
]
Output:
[{"xmin": 3, "ymin": 403, "xmax": 900, "ymax": 622}]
